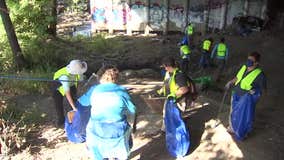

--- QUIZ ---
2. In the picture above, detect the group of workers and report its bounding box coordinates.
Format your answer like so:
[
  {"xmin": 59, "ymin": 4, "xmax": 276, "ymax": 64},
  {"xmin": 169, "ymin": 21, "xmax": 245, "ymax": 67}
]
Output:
[
  {"xmin": 179, "ymin": 23, "xmax": 267, "ymax": 141},
  {"xmin": 180, "ymin": 23, "xmax": 229, "ymax": 82},
  {"xmin": 50, "ymin": 23, "xmax": 267, "ymax": 159},
  {"xmin": 51, "ymin": 61, "xmax": 135, "ymax": 159}
]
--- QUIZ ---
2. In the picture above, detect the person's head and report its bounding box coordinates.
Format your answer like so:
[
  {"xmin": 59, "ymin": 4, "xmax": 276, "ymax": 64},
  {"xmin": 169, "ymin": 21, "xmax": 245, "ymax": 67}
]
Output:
[
  {"xmin": 220, "ymin": 37, "xmax": 225, "ymax": 43},
  {"xmin": 247, "ymin": 51, "xmax": 261, "ymax": 68},
  {"xmin": 97, "ymin": 64, "xmax": 119, "ymax": 83},
  {"xmin": 161, "ymin": 56, "xmax": 177, "ymax": 73},
  {"xmin": 66, "ymin": 60, "xmax": 87, "ymax": 75},
  {"xmin": 208, "ymin": 37, "xmax": 213, "ymax": 42}
]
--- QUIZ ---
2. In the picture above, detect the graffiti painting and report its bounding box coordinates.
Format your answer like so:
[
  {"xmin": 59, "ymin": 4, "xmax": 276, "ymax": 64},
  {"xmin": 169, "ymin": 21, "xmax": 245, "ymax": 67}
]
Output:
[
  {"xmin": 149, "ymin": 0, "xmax": 166, "ymax": 30},
  {"xmin": 169, "ymin": 2, "xmax": 186, "ymax": 30}
]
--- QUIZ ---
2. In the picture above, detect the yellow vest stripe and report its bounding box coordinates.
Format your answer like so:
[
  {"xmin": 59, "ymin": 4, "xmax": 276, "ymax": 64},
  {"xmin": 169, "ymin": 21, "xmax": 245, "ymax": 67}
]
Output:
[
  {"xmin": 181, "ymin": 45, "xmax": 190, "ymax": 55},
  {"xmin": 203, "ymin": 40, "xmax": 211, "ymax": 51},
  {"xmin": 217, "ymin": 43, "xmax": 226, "ymax": 57}
]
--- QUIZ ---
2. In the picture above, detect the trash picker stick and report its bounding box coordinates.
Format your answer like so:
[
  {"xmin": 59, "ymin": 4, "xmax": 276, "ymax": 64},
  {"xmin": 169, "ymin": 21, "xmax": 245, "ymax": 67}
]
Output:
[
  {"xmin": 214, "ymin": 89, "xmax": 228, "ymax": 128},
  {"xmin": 132, "ymin": 113, "xmax": 137, "ymax": 133},
  {"xmin": 83, "ymin": 73, "xmax": 98, "ymax": 88}
]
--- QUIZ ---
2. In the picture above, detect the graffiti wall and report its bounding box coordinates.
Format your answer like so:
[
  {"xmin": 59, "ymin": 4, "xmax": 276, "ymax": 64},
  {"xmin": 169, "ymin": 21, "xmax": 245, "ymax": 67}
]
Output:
[
  {"xmin": 248, "ymin": 0, "xmax": 263, "ymax": 17},
  {"xmin": 129, "ymin": 0, "xmax": 148, "ymax": 31},
  {"xmin": 90, "ymin": 0, "xmax": 130, "ymax": 31},
  {"xmin": 227, "ymin": 0, "xmax": 244, "ymax": 25},
  {"xmin": 149, "ymin": 0, "xmax": 167, "ymax": 30},
  {"xmin": 189, "ymin": 0, "xmax": 206, "ymax": 24},
  {"xmin": 90, "ymin": 0, "xmax": 267, "ymax": 33},
  {"xmin": 169, "ymin": 0, "xmax": 186, "ymax": 31}
]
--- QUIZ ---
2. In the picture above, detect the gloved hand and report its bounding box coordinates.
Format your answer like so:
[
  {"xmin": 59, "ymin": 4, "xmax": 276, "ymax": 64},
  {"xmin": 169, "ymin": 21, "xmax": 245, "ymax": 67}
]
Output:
[
  {"xmin": 249, "ymin": 89, "xmax": 255, "ymax": 95},
  {"xmin": 156, "ymin": 88, "xmax": 163, "ymax": 95},
  {"xmin": 167, "ymin": 93, "xmax": 176, "ymax": 102},
  {"xmin": 225, "ymin": 81, "xmax": 232, "ymax": 90}
]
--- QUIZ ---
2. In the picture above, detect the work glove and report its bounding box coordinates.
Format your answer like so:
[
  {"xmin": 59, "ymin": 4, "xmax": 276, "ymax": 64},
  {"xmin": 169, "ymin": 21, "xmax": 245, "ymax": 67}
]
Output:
[
  {"xmin": 167, "ymin": 93, "xmax": 176, "ymax": 103},
  {"xmin": 225, "ymin": 81, "xmax": 232, "ymax": 90},
  {"xmin": 249, "ymin": 89, "xmax": 255, "ymax": 95},
  {"xmin": 156, "ymin": 88, "xmax": 163, "ymax": 95}
]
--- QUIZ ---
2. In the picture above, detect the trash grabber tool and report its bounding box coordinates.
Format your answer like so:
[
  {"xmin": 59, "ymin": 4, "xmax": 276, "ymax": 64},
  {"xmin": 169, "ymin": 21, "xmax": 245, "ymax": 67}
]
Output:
[
  {"xmin": 214, "ymin": 89, "xmax": 229, "ymax": 128},
  {"xmin": 83, "ymin": 73, "xmax": 98, "ymax": 88}
]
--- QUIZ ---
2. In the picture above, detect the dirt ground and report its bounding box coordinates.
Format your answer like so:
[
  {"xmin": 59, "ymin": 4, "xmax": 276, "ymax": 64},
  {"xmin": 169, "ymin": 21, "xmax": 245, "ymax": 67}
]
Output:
[{"xmin": 1, "ymin": 30, "xmax": 284, "ymax": 160}]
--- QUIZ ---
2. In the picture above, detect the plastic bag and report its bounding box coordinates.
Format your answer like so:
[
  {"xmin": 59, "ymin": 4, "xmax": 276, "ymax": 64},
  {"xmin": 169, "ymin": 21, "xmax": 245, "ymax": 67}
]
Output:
[
  {"xmin": 231, "ymin": 90, "xmax": 260, "ymax": 140},
  {"xmin": 165, "ymin": 100, "xmax": 190, "ymax": 157},
  {"xmin": 64, "ymin": 101, "xmax": 91, "ymax": 143}
]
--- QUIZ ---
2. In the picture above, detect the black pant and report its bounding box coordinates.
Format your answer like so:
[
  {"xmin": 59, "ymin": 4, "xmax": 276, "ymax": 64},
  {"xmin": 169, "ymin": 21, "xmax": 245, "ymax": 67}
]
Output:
[
  {"xmin": 181, "ymin": 58, "xmax": 189, "ymax": 74},
  {"xmin": 51, "ymin": 85, "xmax": 77, "ymax": 126}
]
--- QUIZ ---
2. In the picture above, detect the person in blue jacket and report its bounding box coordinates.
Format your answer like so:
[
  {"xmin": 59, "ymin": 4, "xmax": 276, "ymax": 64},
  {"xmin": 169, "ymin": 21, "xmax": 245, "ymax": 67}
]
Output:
[
  {"xmin": 225, "ymin": 52, "xmax": 267, "ymax": 140},
  {"xmin": 86, "ymin": 65, "xmax": 136, "ymax": 160}
]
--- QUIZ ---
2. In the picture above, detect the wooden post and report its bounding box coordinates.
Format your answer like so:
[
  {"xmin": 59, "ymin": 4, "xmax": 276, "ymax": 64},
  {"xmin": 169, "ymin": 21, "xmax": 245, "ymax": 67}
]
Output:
[
  {"xmin": 243, "ymin": 0, "xmax": 249, "ymax": 16},
  {"xmin": 163, "ymin": 0, "xmax": 170, "ymax": 35},
  {"xmin": 145, "ymin": 0, "xmax": 151, "ymax": 35},
  {"xmin": 185, "ymin": 0, "xmax": 189, "ymax": 32},
  {"xmin": 109, "ymin": 0, "xmax": 114, "ymax": 34},
  {"xmin": 126, "ymin": 0, "xmax": 132, "ymax": 35},
  {"xmin": 260, "ymin": 0, "xmax": 267, "ymax": 19},
  {"xmin": 223, "ymin": 0, "xmax": 229, "ymax": 29},
  {"xmin": 205, "ymin": 0, "xmax": 210, "ymax": 33}
]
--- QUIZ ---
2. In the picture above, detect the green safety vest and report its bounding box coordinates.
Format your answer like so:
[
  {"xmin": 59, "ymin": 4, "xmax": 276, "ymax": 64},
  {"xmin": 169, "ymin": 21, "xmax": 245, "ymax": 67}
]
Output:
[
  {"xmin": 203, "ymin": 40, "xmax": 211, "ymax": 51},
  {"xmin": 217, "ymin": 43, "xmax": 226, "ymax": 57},
  {"xmin": 180, "ymin": 45, "xmax": 190, "ymax": 58},
  {"xmin": 53, "ymin": 67, "xmax": 80, "ymax": 96},
  {"xmin": 187, "ymin": 25, "xmax": 193, "ymax": 35},
  {"xmin": 162, "ymin": 69, "xmax": 190, "ymax": 99},
  {"xmin": 235, "ymin": 65, "xmax": 262, "ymax": 91}
]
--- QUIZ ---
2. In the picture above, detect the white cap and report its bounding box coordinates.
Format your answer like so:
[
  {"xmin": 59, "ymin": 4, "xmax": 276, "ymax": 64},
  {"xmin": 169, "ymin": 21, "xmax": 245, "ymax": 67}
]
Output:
[{"xmin": 66, "ymin": 60, "xmax": 87, "ymax": 75}]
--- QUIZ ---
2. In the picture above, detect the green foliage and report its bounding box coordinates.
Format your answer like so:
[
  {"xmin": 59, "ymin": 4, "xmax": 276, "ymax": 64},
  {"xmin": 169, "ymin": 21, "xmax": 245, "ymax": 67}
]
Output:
[
  {"xmin": 0, "ymin": 70, "xmax": 52, "ymax": 95},
  {"xmin": 1, "ymin": 102, "xmax": 46, "ymax": 125},
  {"xmin": 7, "ymin": 0, "xmax": 55, "ymax": 37},
  {"xmin": 70, "ymin": 34, "xmax": 124, "ymax": 55},
  {"xmin": 65, "ymin": 0, "xmax": 89, "ymax": 12}
]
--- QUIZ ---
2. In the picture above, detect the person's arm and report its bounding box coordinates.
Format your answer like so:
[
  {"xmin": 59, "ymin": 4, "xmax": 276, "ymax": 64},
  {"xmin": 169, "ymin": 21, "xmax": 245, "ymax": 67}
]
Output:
[
  {"xmin": 251, "ymin": 72, "xmax": 267, "ymax": 95},
  {"xmin": 123, "ymin": 94, "xmax": 136, "ymax": 132},
  {"xmin": 225, "ymin": 77, "xmax": 237, "ymax": 90},
  {"xmin": 211, "ymin": 45, "xmax": 217, "ymax": 59},
  {"xmin": 225, "ymin": 47, "xmax": 229, "ymax": 60},
  {"xmin": 66, "ymin": 91, "xmax": 77, "ymax": 111},
  {"xmin": 175, "ymin": 86, "xmax": 189, "ymax": 98},
  {"xmin": 261, "ymin": 73, "xmax": 267, "ymax": 95},
  {"xmin": 59, "ymin": 75, "xmax": 77, "ymax": 111},
  {"xmin": 174, "ymin": 73, "xmax": 189, "ymax": 97}
]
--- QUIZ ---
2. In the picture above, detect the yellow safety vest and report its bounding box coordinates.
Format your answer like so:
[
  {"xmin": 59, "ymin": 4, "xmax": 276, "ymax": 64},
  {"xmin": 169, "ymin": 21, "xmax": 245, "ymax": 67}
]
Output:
[
  {"xmin": 53, "ymin": 67, "xmax": 80, "ymax": 96},
  {"xmin": 187, "ymin": 25, "xmax": 193, "ymax": 35},
  {"xmin": 162, "ymin": 69, "xmax": 190, "ymax": 99},
  {"xmin": 217, "ymin": 43, "xmax": 226, "ymax": 57},
  {"xmin": 203, "ymin": 40, "xmax": 211, "ymax": 51},
  {"xmin": 180, "ymin": 45, "xmax": 190, "ymax": 58},
  {"xmin": 235, "ymin": 65, "xmax": 262, "ymax": 91}
]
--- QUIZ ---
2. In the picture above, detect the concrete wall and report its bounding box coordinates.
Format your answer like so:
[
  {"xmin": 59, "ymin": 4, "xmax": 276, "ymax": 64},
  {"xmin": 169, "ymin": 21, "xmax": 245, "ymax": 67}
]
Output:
[{"xmin": 90, "ymin": 0, "xmax": 267, "ymax": 33}]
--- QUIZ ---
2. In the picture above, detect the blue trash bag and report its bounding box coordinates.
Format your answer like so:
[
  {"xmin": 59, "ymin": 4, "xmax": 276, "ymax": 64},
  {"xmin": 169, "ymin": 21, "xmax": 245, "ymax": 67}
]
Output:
[
  {"xmin": 231, "ymin": 90, "xmax": 261, "ymax": 140},
  {"xmin": 65, "ymin": 101, "xmax": 91, "ymax": 143},
  {"xmin": 181, "ymin": 36, "xmax": 188, "ymax": 45},
  {"xmin": 165, "ymin": 100, "xmax": 190, "ymax": 157}
]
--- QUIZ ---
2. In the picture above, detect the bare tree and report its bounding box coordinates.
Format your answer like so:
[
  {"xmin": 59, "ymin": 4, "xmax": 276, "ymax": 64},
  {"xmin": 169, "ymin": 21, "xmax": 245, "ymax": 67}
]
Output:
[{"xmin": 0, "ymin": 0, "xmax": 26, "ymax": 69}]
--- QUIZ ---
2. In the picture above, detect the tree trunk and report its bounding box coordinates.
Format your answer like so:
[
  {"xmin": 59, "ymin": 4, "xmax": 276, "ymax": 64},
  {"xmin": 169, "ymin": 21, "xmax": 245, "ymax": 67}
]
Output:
[
  {"xmin": 47, "ymin": 0, "xmax": 57, "ymax": 37},
  {"xmin": 0, "ymin": 0, "xmax": 26, "ymax": 69}
]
